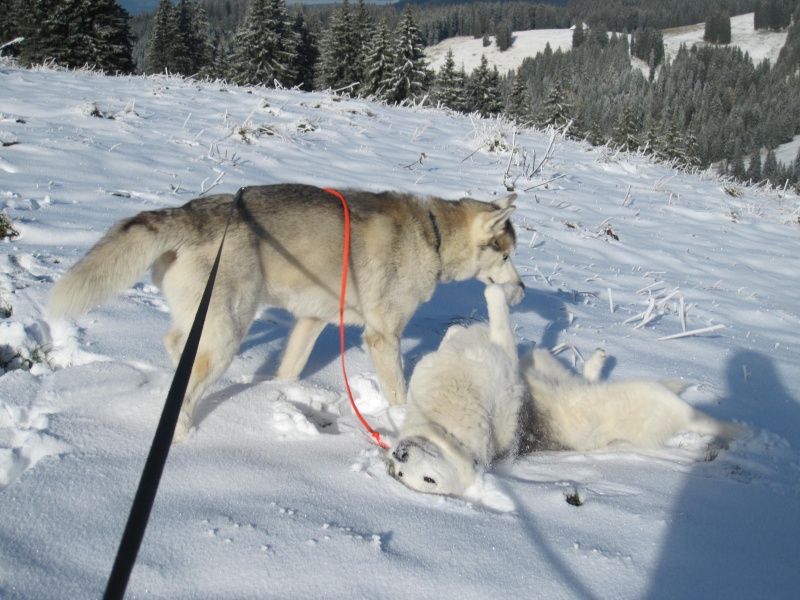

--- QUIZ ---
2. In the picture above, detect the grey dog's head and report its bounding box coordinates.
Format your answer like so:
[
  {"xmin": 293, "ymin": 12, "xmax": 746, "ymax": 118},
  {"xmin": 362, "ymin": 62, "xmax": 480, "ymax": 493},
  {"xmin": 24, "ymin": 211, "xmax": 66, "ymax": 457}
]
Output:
[
  {"xmin": 386, "ymin": 436, "xmax": 476, "ymax": 496},
  {"xmin": 473, "ymin": 196, "xmax": 525, "ymax": 306}
]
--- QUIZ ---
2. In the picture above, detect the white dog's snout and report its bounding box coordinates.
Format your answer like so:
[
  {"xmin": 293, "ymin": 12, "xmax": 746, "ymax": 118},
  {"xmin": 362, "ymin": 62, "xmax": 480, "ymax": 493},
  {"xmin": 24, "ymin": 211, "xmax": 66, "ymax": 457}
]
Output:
[{"xmin": 392, "ymin": 443, "xmax": 410, "ymax": 463}]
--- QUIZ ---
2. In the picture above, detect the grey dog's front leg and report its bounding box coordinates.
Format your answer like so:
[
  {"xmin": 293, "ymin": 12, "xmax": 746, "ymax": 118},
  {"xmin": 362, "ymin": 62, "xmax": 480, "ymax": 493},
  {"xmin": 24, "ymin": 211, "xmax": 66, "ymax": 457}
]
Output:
[
  {"xmin": 363, "ymin": 329, "xmax": 407, "ymax": 405},
  {"xmin": 276, "ymin": 317, "xmax": 327, "ymax": 379}
]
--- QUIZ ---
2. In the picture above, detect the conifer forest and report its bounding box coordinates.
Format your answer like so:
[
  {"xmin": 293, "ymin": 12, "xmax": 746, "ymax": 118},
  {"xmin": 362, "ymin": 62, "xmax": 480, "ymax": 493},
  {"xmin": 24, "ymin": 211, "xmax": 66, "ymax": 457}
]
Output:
[{"xmin": 2, "ymin": 0, "xmax": 799, "ymax": 188}]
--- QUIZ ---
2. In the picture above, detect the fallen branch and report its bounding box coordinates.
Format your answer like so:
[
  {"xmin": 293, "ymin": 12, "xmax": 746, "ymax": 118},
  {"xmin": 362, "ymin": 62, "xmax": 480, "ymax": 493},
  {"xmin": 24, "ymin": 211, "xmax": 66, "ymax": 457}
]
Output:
[{"xmin": 657, "ymin": 324, "xmax": 725, "ymax": 341}]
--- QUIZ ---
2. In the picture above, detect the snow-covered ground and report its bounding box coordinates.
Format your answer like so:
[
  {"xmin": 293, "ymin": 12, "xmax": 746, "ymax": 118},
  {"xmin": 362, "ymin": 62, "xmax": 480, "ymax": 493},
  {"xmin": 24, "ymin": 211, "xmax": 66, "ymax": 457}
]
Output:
[
  {"xmin": 1, "ymin": 63, "xmax": 799, "ymax": 599},
  {"xmin": 425, "ymin": 13, "xmax": 788, "ymax": 75}
]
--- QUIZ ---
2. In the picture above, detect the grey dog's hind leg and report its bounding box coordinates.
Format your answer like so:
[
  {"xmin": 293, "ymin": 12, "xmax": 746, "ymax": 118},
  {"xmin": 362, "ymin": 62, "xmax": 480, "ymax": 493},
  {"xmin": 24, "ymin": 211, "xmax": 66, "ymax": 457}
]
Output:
[{"xmin": 170, "ymin": 300, "xmax": 259, "ymax": 443}]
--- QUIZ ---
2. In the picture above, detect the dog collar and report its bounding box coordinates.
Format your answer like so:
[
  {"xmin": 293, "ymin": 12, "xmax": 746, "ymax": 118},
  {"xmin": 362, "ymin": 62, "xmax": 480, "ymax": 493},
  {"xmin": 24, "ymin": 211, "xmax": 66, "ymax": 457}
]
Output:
[{"xmin": 428, "ymin": 210, "xmax": 442, "ymax": 254}]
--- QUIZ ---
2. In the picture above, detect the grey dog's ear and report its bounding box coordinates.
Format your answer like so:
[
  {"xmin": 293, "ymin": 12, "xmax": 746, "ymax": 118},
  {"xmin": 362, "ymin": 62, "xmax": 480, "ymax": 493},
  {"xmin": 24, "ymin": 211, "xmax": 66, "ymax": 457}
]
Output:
[
  {"xmin": 493, "ymin": 193, "xmax": 517, "ymax": 209},
  {"xmin": 477, "ymin": 205, "xmax": 516, "ymax": 240}
]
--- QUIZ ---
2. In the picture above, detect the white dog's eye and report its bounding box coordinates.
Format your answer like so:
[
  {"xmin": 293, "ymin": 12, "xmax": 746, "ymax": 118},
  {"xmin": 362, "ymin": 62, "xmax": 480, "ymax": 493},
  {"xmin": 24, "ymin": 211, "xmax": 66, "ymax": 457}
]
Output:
[{"xmin": 423, "ymin": 476, "xmax": 436, "ymax": 485}]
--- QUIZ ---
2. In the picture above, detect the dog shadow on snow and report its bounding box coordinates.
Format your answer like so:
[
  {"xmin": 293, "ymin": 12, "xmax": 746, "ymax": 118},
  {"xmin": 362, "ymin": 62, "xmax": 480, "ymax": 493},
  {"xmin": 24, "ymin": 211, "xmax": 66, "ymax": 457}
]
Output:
[{"xmin": 642, "ymin": 349, "xmax": 800, "ymax": 599}]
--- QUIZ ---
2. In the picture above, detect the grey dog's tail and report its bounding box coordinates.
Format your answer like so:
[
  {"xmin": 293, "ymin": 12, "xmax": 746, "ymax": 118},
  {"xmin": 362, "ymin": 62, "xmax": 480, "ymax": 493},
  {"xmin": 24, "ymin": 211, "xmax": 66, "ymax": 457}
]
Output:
[{"xmin": 47, "ymin": 209, "xmax": 180, "ymax": 319}]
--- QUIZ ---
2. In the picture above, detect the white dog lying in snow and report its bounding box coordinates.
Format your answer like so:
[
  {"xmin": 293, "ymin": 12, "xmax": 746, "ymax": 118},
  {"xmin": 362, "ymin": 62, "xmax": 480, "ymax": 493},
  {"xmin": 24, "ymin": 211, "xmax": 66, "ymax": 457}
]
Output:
[
  {"xmin": 520, "ymin": 347, "xmax": 742, "ymax": 451},
  {"xmin": 386, "ymin": 284, "xmax": 524, "ymax": 497}
]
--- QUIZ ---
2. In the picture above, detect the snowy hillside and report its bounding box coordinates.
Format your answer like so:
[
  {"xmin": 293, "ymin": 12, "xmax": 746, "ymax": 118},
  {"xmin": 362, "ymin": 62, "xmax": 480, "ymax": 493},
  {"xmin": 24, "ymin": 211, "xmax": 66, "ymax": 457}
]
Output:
[
  {"xmin": 425, "ymin": 13, "xmax": 788, "ymax": 74},
  {"xmin": 1, "ymin": 64, "xmax": 799, "ymax": 599}
]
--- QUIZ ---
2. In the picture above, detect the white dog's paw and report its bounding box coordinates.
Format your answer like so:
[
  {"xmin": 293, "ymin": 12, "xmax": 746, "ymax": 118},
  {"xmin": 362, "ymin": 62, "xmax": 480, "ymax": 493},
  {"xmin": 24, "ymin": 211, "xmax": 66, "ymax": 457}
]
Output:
[
  {"xmin": 483, "ymin": 283, "xmax": 506, "ymax": 304},
  {"xmin": 463, "ymin": 474, "xmax": 516, "ymax": 513},
  {"xmin": 582, "ymin": 348, "xmax": 607, "ymax": 382}
]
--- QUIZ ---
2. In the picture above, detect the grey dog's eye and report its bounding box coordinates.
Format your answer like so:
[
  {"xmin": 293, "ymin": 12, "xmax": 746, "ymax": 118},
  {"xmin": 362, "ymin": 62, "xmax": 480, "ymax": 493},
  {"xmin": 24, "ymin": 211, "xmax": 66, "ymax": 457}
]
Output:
[{"xmin": 423, "ymin": 476, "xmax": 436, "ymax": 485}]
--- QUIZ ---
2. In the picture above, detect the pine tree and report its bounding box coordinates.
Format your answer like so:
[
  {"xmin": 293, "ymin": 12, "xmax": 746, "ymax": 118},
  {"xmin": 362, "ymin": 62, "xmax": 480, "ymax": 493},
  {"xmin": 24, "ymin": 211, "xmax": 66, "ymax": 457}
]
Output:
[
  {"xmin": 746, "ymin": 151, "xmax": 762, "ymax": 182},
  {"xmin": 729, "ymin": 154, "xmax": 747, "ymax": 182},
  {"xmin": 204, "ymin": 32, "xmax": 230, "ymax": 80},
  {"xmin": 353, "ymin": 0, "xmax": 374, "ymax": 84},
  {"xmin": 727, "ymin": 138, "xmax": 747, "ymax": 181},
  {"xmin": 587, "ymin": 23, "xmax": 608, "ymax": 47},
  {"xmin": 465, "ymin": 54, "xmax": 501, "ymax": 115},
  {"xmin": 384, "ymin": 4, "xmax": 429, "ymax": 104},
  {"xmin": 793, "ymin": 146, "xmax": 800, "ymax": 185},
  {"xmin": 291, "ymin": 8, "xmax": 318, "ymax": 91},
  {"xmin": 704, "ymin": 11, "xmax": 732, "ymax": 44},
  {"xmin": 0, "ymin": 0, "xmax": 26, "ymax": 59},
  {"xmin": 170, "ymin": 0, "xmax": 213, "ymax": 76},
  {"xmin": 537, "ymin": 78, "xmax": 573, "ymax": 131},
  {"xmin": 17, "ymin": 0, "xmax": 133, "ymax": 73},
  {"xmin": 659, "ymin": 120, "xmax": 683, "ymax": 162},
  {"xmin": 145, "ymin": 0, "xmax": 179, "ymax": 74},
  {"xmin": 316, "ymin": 0, "xmax": 360, "ymax": 92},
  {"xmin": 495, "ymin": 19, "xmax": 513, "ymax": 52},
  {"xmin": 612, "ymin": 105, "xmax": 641, "ymax": 151},
  {"xmin": 229, "ymin": 0, "xmax": 299, "ymax": 88},
  {"xmin": 763, "ymin": 149, "xmax": 780, "ymax": 183},
  {"xmin": 507, "ymin": 69, "xmax": 531, "ymax": 123},
  {"xmin": 432, "ymin": 49, "xmax": 465, "ymax": 111},
  {"xmin": 361, "ymin": 18, "xmax": 393, "ymax": 98},
  {"xmin": 572, "ymin": 23, "xmax": 585, "ymax": 48},
  {"xmin": 0, "ymin": 0, "xmax": 16, "ymax": 50}
]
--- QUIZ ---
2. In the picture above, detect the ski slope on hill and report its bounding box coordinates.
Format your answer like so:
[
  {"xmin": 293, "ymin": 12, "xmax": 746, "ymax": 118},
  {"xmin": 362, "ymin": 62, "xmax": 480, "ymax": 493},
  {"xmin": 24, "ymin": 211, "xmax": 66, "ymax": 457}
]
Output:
[{"xmin": 425, "ymin": 12, "xmax": 788, "ymax": 75}]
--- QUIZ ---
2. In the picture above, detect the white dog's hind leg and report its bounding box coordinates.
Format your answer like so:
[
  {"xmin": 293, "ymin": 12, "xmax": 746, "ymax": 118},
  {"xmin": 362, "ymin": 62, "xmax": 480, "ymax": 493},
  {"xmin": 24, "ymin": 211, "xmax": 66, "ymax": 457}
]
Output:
[
  {"xmin": 582, "ymin": 348, "xmax": 607, "ymax": 382},
  {"xmin": 276, "ymin": 317, "xmax": 327, "ymax": 379},
  {"xmin": 484, "ymin": 284, "xmax": 517, "ymax": 362}
]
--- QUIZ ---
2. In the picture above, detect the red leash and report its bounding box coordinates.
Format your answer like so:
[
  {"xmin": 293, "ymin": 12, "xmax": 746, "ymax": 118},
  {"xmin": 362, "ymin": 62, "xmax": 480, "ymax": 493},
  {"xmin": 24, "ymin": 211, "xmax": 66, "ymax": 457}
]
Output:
[{"xmin": 322, "ymin": 188, "xmax": 390, "ymax": 451}]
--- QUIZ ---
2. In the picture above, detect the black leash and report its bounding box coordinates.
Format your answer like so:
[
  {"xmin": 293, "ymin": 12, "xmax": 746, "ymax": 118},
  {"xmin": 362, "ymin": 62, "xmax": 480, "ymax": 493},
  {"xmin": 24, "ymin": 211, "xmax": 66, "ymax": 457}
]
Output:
[{"xmin": 103, "ymin": 187, "xmax": 244, "ymax": 600}]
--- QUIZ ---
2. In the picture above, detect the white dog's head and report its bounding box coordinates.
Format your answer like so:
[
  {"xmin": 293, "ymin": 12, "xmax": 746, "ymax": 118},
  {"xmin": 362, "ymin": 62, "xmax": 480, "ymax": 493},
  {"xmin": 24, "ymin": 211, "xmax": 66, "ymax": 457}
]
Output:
[{"xmin": 386, "ymin": 435, "xmax": 477, "ymax": 496}]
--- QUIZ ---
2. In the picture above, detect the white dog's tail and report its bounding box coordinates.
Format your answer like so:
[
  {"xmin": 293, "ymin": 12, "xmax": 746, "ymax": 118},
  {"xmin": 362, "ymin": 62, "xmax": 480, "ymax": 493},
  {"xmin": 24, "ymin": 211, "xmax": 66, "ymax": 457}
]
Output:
[
  {"xmin": 47, "ymin": 208, "xmax": 183, "ymax": 319},
  {"xmin": 661, "ymin": 380, "xmax": 745, "ymax": 442},
  {"xmin": 688, "ymin": 411, "xmax": 745, "ymax": 441},
  {"xmin": 484, "ymin": 284, "xmax": 517, "ymax": 362}
]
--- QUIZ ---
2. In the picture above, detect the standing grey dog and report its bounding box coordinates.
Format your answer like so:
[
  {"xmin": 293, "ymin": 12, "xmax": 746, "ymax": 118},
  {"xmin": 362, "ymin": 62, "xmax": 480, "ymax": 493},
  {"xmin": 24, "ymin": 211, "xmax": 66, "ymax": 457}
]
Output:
[{"xmin": 47, "ymin": 184, "xmax": 524, "ymax": 441}]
